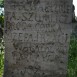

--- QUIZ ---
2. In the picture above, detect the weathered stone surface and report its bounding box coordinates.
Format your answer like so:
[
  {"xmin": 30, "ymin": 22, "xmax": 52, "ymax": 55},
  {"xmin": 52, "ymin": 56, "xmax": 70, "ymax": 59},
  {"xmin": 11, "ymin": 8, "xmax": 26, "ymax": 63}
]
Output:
[{"xmin": 4, "ymin": 0, "xmax": 72, "ymax": 77}]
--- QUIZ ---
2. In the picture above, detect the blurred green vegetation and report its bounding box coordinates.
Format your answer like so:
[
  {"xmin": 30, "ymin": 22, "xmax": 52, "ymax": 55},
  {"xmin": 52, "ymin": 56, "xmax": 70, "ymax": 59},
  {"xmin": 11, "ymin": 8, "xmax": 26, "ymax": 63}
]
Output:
[
  {"xmin": 67, "ymin": 35, "xmax": 77, "ymax": 77},
  {"xmin": 0, "ymin": 1, "xmax": 4, "ymax": 77},
  {"xmin": 0, "ymin": 0, "xmax": 4, "ymax": 8},
  {"xmin": 0, "ymin": 39, "xmax": 4, "ymax": 77}
]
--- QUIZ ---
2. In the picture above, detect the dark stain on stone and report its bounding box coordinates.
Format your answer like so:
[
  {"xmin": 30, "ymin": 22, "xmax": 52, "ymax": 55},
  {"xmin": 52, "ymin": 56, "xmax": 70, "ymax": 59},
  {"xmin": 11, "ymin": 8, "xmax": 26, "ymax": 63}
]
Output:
[
  {"xmin": 4, "ymin": 60, "xmax": 8, "ymax": 71},
  {"xmin": 60, "ymin": 61, "xmax": 64, "ymax": 63},
  {"xmin": 13, "ymin": 42, "xmax": 18, "ymax": 50},
  {"xmin": 33, "ymin": 0, "xmax": 40, "ymax": 5},
  {"xmin": 28, "ymin": 65, "xmax": 33, "ymax": 69},
  {"xmin": 27, "ymin": 0, "xmax": 40, "ymax": 5},
  {"xmin": 26, "ymin": 0, "xmax": 32, "ymax": 4}
]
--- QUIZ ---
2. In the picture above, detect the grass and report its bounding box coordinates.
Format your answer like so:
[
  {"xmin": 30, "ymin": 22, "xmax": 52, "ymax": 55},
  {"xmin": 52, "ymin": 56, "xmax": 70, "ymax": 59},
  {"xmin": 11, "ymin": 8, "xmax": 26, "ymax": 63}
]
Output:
[
  {"xmin": 0, "ymin": 39, "xmax": 4, "ymax": 77},
  {"xmin": 67, "ymin": 35, "xmax": 77, "ymax": 77}
]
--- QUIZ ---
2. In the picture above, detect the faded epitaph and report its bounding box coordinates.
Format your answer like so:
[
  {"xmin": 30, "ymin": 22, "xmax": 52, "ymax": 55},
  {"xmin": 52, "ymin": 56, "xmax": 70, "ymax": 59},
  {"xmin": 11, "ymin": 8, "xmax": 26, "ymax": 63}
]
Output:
[{"xmin": 4, "ymin": 0, "xmax": 72, "ymax": 77}]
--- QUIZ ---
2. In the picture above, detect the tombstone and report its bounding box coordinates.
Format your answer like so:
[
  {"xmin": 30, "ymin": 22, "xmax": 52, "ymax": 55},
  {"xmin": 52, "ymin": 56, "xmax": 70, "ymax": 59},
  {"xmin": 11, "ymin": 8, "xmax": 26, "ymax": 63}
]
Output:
[{"xmin": 4, "ymin": 0, "xmax": 73, "ymax": 77}]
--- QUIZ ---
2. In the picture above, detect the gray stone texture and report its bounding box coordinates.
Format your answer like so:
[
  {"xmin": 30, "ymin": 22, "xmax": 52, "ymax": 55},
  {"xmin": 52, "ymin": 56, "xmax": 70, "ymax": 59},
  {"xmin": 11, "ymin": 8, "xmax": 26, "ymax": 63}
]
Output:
[{"xmin": 4, "ymin": 0, "xmax": 73, "ymax": 77}]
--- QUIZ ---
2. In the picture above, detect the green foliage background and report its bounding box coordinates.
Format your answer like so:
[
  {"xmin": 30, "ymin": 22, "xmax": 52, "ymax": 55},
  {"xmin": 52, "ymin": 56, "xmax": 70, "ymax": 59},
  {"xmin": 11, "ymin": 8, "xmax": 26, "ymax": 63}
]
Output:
[
  {"xmin": 67, "ymin": 35, "xmax": 77, "ymax": 77},
  {"xmin": 0, "ymin": 14, "xmax": 4, "ymax": 77},
  {"xmin": 0, "ymin": 1, "xmax": 4, "ymax": 77},
  {"xmin": 0, "ymin": 39, "xmax": 4, "ymax": 77}
]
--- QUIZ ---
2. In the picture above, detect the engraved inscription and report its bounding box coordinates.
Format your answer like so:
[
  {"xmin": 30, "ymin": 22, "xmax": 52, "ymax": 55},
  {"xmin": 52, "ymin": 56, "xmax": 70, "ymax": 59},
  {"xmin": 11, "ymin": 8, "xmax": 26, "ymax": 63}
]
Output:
[{"xmin": 4, "ymin": 0, "xmax": 72, "ymax": 77}]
